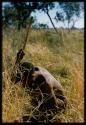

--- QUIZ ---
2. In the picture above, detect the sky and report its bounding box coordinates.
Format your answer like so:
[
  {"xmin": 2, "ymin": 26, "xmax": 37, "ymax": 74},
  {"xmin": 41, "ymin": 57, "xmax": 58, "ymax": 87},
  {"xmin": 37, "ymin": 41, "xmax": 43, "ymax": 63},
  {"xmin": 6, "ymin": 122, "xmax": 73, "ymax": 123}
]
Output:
[
  {"xmin": 2, "ymin": 2, "xmax": 84, "ymax": 28},
  {"xmin": 32, "ymin": 10, "xmax": 84, "ymax": 28},
  {"xmin": 32, "ymin": 3, "xmax": 84, "ymax": 28}
]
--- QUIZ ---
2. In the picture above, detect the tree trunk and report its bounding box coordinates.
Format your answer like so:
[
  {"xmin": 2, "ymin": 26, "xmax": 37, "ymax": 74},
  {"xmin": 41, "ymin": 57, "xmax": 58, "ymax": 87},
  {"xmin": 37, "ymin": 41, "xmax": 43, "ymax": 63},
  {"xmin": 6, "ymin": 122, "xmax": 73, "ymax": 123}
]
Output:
[
  {"xmin": 22, "ymin": 10, "xmax": 32, "ymax": 28},
  {"xmin": 72, "ymin": 20, "xmax": 75, "ymax": 29},
  {"xmin": 68, "ymin": 20, "xmax": 70, "ymax": 32},
  {"xmin": 45, "ymin": 10, "xmax": 58, "ymax": 34},
  {"xmin": 18, "ymin": 22, "xmax": 21, "ymax": 30}
]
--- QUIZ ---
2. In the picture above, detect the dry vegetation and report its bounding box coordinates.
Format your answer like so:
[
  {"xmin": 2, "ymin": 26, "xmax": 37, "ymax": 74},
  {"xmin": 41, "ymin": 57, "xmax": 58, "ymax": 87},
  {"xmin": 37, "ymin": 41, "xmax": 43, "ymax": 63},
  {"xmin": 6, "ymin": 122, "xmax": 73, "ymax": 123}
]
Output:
[{"xmin": 2, "ymin": 28, "xmax": 84, "ymax": 123}]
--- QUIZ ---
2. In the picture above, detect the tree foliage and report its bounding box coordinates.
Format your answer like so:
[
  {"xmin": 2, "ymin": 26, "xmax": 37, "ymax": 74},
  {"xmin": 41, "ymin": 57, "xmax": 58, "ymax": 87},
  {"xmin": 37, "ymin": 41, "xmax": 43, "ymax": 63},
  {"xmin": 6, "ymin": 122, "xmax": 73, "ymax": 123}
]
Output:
[
  {"xmin": 55, "ymin": 2, "xmax": 84, "ymax": 29},
  {"xmin": 38, "ymin": 2, "xmax": 58, "ymax": 33},
  {"xmin": 3, "ymin": 2, "xmax": 41, "ymax": 29},
  {"xmin": 2, "ymin": 4, "xmax": 16, "ymax": 28},
  {"xmin": 3, "ymin": 2, "xmax": 55, "ymax": 30},
  {"xmin": 3, "ymin": 2, "xmax": 84, "ymax": 30},
  {"xmin": 38, "ymin": 23, "xmax": 49, "ymax": 29}
]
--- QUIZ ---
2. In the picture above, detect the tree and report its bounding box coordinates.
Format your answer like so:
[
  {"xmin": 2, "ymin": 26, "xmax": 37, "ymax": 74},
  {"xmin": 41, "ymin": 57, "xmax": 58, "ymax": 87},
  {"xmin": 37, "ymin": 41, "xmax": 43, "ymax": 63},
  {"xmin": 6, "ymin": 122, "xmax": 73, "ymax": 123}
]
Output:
[
  {"xmin": 2, "ymin": 3, "xmax": 17, "ymax": 28},
  {"xmin": 3, "ymin": 2, "xmax": 84, "ymax": 30},
  {"xmin": 55, "ymin": 2, "xmax": 83, "ymax": 29},
  {"xmin": 11, "ymin": 2, "xmax": 39, "ymax": 30},
  {"xmin": 3, "ymin": 2, "xmax": 56, "ymax": 31},
  {"xmin": 38, "ymin": 2, "xmax": 58, "ymax": 33},
  {"xmin": 38, "ymin": 23, "xmax": 49, "ymax": 29},
  {"xmin": 3, "ymin": 2, "xmax": 41, "ymax": 30}
]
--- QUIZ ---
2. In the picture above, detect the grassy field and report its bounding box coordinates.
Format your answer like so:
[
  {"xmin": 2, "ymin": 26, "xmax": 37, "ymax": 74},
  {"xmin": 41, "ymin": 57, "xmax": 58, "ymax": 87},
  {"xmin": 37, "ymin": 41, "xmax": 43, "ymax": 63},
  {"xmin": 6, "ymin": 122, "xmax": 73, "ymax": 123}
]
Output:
[{"xmin": 2, "ymin": 28, "xmax": 84, "ymax": 123}]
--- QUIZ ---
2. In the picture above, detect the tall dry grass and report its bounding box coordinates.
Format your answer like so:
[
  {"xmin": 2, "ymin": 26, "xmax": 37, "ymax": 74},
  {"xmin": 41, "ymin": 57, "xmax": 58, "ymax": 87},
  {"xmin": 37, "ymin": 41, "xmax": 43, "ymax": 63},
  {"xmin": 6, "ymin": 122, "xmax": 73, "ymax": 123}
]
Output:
[{"xmin": 2, "ymin": 28, "xmax": 84, "ymax": 123}]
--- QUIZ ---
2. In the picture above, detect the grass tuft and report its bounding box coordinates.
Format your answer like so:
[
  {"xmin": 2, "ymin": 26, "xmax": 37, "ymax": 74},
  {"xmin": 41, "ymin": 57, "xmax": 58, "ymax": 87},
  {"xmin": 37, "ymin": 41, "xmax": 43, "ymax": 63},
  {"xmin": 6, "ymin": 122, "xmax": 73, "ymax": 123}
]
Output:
[{"xmin": 2, "ymin": 28, "xmax": 84, "ymax": 123}]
